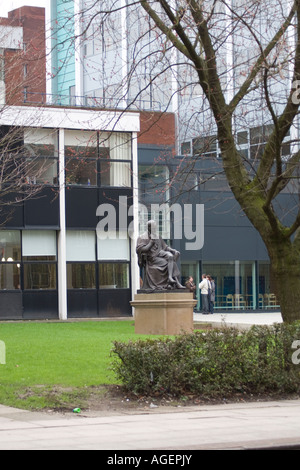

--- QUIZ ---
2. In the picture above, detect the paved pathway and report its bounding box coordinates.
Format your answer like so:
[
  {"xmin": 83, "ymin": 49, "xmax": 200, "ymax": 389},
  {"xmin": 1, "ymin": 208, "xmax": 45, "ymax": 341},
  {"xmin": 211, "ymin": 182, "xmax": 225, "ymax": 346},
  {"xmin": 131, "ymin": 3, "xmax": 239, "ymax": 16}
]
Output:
[
  {"xmin": 194, "ymin": 311, "xmax": 282, "ymax": 327},
  {"xmin": 1, "ymin": 311, "xmax": 300, "ymax": 451},
  {"xmin": 0, "ymin": 399, "xmax": 300, "ymax": 450}
]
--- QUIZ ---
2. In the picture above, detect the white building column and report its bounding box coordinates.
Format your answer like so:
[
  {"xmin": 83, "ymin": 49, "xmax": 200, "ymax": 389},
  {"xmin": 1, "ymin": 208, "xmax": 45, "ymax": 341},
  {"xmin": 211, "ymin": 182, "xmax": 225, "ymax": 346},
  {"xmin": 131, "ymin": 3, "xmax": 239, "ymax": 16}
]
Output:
[
  {"xmin": 130, "ymin": 131, "xmax": 140, "ymax": 311},
  {"xmin": 57, "ymin": 127, "xmax": 67, "ymax": 320}
]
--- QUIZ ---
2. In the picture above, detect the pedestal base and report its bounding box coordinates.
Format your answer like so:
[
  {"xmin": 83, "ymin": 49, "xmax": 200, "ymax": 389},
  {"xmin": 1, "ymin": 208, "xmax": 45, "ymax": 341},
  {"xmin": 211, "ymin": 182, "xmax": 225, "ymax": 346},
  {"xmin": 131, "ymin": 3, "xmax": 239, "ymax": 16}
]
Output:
[{"xmin": 131, "ymin": 291, "xmax": 197, "ymax": 335}]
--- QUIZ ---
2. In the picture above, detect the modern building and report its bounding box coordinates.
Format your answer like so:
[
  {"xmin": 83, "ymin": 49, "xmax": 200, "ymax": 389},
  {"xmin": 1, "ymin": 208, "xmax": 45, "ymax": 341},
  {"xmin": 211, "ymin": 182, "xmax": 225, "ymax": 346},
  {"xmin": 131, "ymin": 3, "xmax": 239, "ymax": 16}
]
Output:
[
  {"xmin": 0, "ymin": 105, "xmax": 140, "ymax": 320},
  {"xmin": 0, "ymin": 1, "xmax": 293, "ymax": 318},
  {"xmin": 47, "ymin": 0, "xmax": 177, "ymax": 114},
  {"xmin": 0, "ymin": 5, "xmax": 177, "ymax": 321}
]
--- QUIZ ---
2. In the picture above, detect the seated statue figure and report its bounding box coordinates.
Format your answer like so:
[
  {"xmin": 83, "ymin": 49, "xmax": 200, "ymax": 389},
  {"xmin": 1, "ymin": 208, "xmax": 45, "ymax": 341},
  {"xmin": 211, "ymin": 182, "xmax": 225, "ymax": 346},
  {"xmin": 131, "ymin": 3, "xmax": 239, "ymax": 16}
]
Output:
[{"xmin": 136, "ymin": 220, "xmax": 185, "ymax": 291}]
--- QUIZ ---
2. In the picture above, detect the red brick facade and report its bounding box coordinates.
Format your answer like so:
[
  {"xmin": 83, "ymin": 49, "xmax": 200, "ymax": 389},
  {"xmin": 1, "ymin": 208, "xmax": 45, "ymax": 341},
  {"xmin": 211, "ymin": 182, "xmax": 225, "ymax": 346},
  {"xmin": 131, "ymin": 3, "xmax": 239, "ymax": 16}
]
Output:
[
  {"xmin": 0, "ymin": 7, "xmax": 46, "ymax": 105},
  {"xmin": 138, "ymin": 111, "xmax": 176, "ymax": 148}
]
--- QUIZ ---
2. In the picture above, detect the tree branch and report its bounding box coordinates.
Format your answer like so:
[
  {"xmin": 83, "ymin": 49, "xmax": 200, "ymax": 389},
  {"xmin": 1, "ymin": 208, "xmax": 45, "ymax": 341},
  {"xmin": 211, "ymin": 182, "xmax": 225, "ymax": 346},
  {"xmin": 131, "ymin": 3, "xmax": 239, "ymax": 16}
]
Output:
[{"xmin": 228, "ymin": 1, "xmax": 297, "ymax": 113}]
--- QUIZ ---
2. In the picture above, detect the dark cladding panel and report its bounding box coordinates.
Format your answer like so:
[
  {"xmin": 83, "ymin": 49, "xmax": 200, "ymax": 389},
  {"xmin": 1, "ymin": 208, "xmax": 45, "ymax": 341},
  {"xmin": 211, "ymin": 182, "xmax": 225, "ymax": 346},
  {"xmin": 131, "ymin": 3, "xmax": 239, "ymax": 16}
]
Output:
[
  {"xmin": 202, "ymin": 226, "xmax": 268, "ymax": 261},
  {"xmin": 0, "ymin": 292, "xmax": 23, "ymax": 319},
  {"xmin": 98, "ymin": 289, "xmax": 132, "ymax": 317},
  {"xmin": 22, "ymin": 291, "xmax": 58, "ymax": 319},
  {"xmin": 67, "ymin": 290, "xmax": 98, "ymax": 318},
  {"xmin": 98, "ymin": 188, "xmax": 133, "ymax": 231},
  {"xmin": 66, "ymin": 187, "xmax": 98, "ymax": 228},
  {"xmin": 24, "ymin": 188, "xmax": 59, "ymax": 228},
  {"xmin": 0, "ymin": 198, "xmax": 23, "ymax": 228}
]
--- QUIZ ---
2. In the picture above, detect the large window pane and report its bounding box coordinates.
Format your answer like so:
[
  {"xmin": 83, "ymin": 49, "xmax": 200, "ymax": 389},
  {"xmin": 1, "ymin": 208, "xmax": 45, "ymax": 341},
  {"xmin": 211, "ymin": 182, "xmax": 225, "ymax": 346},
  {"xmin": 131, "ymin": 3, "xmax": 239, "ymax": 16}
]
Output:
[
  {"xmin": 103, "ymin": 132, "xmax": 132, "ymax": 161},
  {"xmin": 22, "ymin": 230, "xmax": 56, "ymax": 259},
  {"xmin": 0, "ymin": 230, "xmax": 21, "ymax": 261},
  {"xmin": 99, "ymin": 263, "xmax": 129, "ymax": 288},
  {"xmin": 99, "ymin": 132, "xmax": 132, "ymax": 187},
  {"xmin": 66, "ymin": 231, "xmax": 96, "ymax": 262},
  {"xmin": 25, "ymin": 157, "xmax": 58, "ymax": 185},
  {"xmin": 67, "ymin": 263, "xmax": 96, "ymax": 289},
  {"xmin": 24, "ymin": 263, "xmax": 56, "ymax": 290},
  {"xmin": 258, "ymin": 262, "xmax": 279, "ymax": 309},
  {"xmin": 0, "ymin": 263, "xmax": 20, "ymax": 290},
  {"xmin": 181, "ymin": 263, "xmax": 198, "ymax": 289},
  {"xmin": 138, "ymin": 165, "xmax": 169, "ymax": 205},
  {"xmin": 193, "ymin": 135, "xmax": 217, "ymax": 156},
  {"xmin": 100, "ymin": 161, "xmax": 131, "ymax": 187},
  {"xmin": 65, "ymin": 157, "xmax": 97, "ymax": 186},
  {"xmin": 97, "ymin": 233, "xmax": 129, "ymax": 261},
  {"xmin": 24, "ymin": 128, "xmax": 58, "ymax": 157},
  {"xmin": 24, "ymin": 128, "xmax": 58, "ymax": 185},
  {"xmin": 65, "ymin": 130, "xmax": 97, "ymax": 186},
  {"xmin": 203, "ymin": 261, "xmax": 254, "ymax": 310}
]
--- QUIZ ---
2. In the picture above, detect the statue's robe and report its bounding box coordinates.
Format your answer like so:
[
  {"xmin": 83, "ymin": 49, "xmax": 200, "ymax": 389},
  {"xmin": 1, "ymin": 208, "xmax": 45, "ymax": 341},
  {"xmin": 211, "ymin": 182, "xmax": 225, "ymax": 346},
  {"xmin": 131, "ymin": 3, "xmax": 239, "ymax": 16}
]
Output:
[{"xmin": 136, "ymin": 233, "xmax": 180, "ymax": 290}]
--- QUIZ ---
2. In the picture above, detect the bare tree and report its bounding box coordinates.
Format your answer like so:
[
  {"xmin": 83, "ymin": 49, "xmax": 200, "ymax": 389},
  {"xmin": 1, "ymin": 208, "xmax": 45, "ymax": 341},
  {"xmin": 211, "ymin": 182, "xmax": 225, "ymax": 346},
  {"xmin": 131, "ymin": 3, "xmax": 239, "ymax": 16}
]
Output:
[
  {"xmin": 134, "ymin": 0, "xmax": 300, "ymax": 323},
  {"xmin": 126, "ymin": 0, "xmax": 300, "ymax": 323},
  {"xmin": 51, "ymin": 0, "xmax": 300, "ymax": 322}
]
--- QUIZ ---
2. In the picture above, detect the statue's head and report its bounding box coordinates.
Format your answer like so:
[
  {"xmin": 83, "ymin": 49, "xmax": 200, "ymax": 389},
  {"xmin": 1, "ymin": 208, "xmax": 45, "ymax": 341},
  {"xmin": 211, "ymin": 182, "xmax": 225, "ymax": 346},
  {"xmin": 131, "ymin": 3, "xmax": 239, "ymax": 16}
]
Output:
[{"xmin": 147, "ymin": 220, "xmax": 158, "ymax": 237}]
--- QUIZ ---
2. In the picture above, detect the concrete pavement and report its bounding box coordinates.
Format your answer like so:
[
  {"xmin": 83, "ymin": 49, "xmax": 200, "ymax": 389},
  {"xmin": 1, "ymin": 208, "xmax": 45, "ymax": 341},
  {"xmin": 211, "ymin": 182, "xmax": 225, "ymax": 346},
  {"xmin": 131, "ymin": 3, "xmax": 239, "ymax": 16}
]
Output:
[
  {"xmin": 1, "ymin": 399, "xmax": 300, "ymax": 450},
  {"xmin": 1, "ymin": 310, "xmax": 300, "ymax": 451},
  {"xmin": 193, "ymin": 310, "xmax": 283, "ymax": 328}
]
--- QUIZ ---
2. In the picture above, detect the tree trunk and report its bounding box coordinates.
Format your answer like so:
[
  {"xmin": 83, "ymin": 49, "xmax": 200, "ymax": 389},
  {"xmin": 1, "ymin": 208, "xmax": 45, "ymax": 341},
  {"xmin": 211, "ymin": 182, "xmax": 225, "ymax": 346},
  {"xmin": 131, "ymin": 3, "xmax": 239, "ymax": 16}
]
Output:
[
  {"xmin": 219, "ymin": 135, "xmax": 300, "ymax": 324},
  {"xmin": 268, "ymin": 242, "xmax": 300, "ymax": 323}
]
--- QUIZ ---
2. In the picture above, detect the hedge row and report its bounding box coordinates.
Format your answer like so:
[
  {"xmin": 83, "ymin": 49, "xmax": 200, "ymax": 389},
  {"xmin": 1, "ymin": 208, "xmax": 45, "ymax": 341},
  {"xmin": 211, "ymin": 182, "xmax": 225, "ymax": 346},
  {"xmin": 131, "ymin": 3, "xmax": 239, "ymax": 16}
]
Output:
[{"xmin": 111, "ymin": 323, "xmax": 300, "ymax": 397}]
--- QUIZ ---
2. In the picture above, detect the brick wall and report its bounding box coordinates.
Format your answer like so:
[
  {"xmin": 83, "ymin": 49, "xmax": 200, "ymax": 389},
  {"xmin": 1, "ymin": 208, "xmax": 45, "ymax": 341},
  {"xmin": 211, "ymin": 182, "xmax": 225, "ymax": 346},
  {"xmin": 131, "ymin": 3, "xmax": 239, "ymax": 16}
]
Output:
[
  {"xmin": 1, "ymin": 7, "xmax": 46, "ymax": 105},
  {"xmin": 138, "ymin": 111, "xmax": 176, "ymax": 148}
]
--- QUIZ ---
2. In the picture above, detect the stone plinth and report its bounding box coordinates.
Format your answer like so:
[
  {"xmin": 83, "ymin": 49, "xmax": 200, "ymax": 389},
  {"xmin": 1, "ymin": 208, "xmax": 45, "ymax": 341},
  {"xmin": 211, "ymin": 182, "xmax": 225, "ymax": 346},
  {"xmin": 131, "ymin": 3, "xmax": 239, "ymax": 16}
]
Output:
[{"xmin": 131, "ymin": 291, "xmax": 197, "ymax": 335}]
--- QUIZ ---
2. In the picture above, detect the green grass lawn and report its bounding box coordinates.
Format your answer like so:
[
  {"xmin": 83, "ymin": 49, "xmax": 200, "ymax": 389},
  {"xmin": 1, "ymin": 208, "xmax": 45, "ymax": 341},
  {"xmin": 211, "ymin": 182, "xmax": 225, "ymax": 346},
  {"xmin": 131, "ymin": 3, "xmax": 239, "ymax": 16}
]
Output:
[{"xmin": 0, "ymin": 320, "xmax": 144, "ymax": 410}]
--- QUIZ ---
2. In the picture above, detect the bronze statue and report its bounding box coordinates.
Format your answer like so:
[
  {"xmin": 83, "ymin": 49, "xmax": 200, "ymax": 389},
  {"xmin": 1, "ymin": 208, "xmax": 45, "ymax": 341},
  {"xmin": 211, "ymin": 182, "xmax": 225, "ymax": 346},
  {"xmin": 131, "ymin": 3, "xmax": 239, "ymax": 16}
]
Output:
[{"xmin": 136, "ymin": 220, "xmax": 185, "ymax": 291}]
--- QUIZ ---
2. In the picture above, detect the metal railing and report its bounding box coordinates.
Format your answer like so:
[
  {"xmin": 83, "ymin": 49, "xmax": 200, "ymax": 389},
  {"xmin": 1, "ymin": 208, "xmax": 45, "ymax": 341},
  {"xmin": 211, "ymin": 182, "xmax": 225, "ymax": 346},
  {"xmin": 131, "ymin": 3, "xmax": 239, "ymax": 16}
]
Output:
[{"xmin": 23, "ymin": 91, "xmax": 162, "ymax": 112}]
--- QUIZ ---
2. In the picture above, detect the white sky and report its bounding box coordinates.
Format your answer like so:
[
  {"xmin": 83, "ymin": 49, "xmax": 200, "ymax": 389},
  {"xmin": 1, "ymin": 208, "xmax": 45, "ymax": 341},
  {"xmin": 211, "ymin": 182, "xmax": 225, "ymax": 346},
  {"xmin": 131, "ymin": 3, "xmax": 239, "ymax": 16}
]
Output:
[{"xmin": 1, "ymin": 0, "xmax": 48, "ymax": 17}]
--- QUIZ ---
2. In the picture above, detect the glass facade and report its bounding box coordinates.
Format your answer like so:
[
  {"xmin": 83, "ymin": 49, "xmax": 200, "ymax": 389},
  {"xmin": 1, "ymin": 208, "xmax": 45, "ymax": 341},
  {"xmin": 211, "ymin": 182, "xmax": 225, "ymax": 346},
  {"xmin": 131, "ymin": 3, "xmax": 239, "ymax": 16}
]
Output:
[
  {"xmin": 65, "ymin": 230, "xmax": 131, "ymax": 290},
  {"xmin": 24, "ymin": 262, "xmax": 56, "ymax": 290},
  {"xmin": 64, "ymin": 130, "xmax": 132, "ymax": 187},
  {"xmin": 24, "ymin": 128, "xmax": 58, "ymax": 185},
  {"xmin": 181, "ymin": 260, "xmax": 279, "ymax": 311},
  {"xmin": 99, "ymin": 263, "xmax": 129, "ymax": 289},
  {"xmin": 0, "ymin": 228, "xmax": 131, "ymax": 296},
  {"xmin": 97, "ymin": 231, "xmax": 130, "ymax": 289},
  {"xmin": 258, "ymin": 262, "xmax": 279, "ymax": 309},
  {"xmin": 0, "ymin": 230, "xmax": 57, "ymax": 291},
  {"xmin": 0, "ymin": 109, "xmax": 137, "ymax": 320},
  {"xmin": 67, "ymin": 263, "xmax": 96, "ymax": 289},
  {"xmin": 0, "ymin": 231, "xmax": 19, "ymax": 291},
  {"xmin": 138, "ymin": 165, "xmax": 171, "ymax": 240}
]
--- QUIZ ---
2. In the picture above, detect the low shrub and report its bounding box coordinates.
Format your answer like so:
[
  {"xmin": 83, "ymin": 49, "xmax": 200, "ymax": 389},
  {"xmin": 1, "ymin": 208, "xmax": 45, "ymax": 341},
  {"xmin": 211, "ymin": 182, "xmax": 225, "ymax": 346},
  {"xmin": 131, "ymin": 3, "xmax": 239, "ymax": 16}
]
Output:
[{"xmin": 111, "ymin": 322, "xmax": 300, "ymax": 398}]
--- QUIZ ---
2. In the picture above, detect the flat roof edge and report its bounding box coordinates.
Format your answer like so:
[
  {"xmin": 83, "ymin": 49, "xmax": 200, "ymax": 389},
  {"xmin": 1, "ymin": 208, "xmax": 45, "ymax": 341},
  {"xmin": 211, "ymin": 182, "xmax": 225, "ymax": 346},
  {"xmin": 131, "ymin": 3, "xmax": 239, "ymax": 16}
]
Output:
[{"xmin": 0, "ymin": 105, "xmax": 140, "ymax": 132}]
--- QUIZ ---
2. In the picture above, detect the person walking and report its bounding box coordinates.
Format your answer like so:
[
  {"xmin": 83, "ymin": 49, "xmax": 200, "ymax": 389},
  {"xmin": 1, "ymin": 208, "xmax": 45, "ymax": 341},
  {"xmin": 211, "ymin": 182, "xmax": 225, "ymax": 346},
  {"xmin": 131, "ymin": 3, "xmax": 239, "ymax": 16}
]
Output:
[
  {"xmin": 199, "ymin": 274, "xmax": 210, "ymax": 314},
  {"xmin": 207, "ymin": 275, "xmax": 215, "ymax": 314}
]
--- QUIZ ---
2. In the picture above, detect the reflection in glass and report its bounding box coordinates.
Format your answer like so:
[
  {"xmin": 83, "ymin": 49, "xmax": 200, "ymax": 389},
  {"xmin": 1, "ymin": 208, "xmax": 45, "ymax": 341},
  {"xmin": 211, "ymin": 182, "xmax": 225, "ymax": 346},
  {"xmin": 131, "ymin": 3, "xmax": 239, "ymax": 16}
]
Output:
[
  {"xmin": 99, "ymin": 263, "xmax": 129, "ymax": 288},
  {"xmin": 100, "ymin": 161, "xmax": 131, "ymax": 187},
  {"xmin": 65, "ymin": 157, "xmax": 97, "ymax": 186},
  {"xmin": 65, "ymin": 130, "xmax": 97, "ymax": 186},
  {"xmin": 203, "ymin": 261, "xmax": 254, "ymax": 310},
  {"xmin": 25, "ymin": 157, "xmax": 58, "ymax": 185},
  {"xmin": 24, "ymin": 263, "xmax": 56, "ymax": 290},
  {"xmin": 258, "ymin": 262, "xmax": 279, "ymax": 308},
  {"xmin": 67, "ymin": 263, "xmax": 96, "ymax": 289},
  {"xmin": 24, "ymin": 129, "xmax": 58, "ymax": 185},
  {"xmin": 0, "ymin": 263, "xmax": 20, "ymax": 290},
  {"xmin": 0, "ymin": 231, "xmax": 21, "ymax": 261}
]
